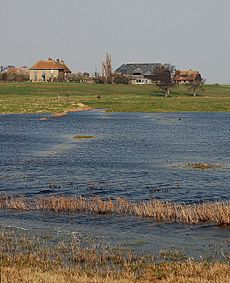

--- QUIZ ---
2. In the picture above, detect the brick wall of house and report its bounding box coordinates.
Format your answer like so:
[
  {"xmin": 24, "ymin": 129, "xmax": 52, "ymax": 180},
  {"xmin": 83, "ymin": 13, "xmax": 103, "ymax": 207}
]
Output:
[{"xmin": 29, "ymin": 69, "xmax": 59, "ymax": 82}]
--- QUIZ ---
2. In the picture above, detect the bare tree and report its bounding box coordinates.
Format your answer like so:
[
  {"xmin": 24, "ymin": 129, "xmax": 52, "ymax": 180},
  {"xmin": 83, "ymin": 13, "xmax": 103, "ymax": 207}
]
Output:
[
  {"xmin": 188, "ymin": 77, "xmax": 206, "ymax": 97},
  {"xmin": 145, "ymin": 63, "xmax": 176, "ymax": 97},
  {"xmin": 101, "ymin": 52, "xmax": 113, "ymax": 84}
]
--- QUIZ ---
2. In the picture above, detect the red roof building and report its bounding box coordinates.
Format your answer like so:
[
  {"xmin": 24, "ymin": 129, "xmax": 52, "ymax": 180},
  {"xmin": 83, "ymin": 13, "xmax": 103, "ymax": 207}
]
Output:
[
  {"xmin": 29, "ymin": 58, "xmax": 71, "ymax": 82},
  {"xmin": 174, "ymin": 70, "xmax": 202, "ymax": 84}
]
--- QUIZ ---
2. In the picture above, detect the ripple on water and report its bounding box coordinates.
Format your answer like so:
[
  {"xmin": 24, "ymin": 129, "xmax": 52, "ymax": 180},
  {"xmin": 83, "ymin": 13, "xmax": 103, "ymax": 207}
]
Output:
[{"xmin": 0, "ymin": 112, "xmax": 230, "ymax": 257}]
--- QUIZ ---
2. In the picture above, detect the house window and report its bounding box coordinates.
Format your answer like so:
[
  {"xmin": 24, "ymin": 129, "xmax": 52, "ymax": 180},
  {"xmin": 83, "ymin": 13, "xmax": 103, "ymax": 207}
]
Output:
[{"xmin": 34, "ymin": 72, "xmax": 37, "ymax": 81}]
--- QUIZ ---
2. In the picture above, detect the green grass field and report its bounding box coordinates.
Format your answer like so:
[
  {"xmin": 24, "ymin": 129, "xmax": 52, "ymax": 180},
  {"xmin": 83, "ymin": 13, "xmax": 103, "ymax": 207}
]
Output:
[{"xmin": 0, "ymin": 82, "xmax": 230, "ymax": 113}]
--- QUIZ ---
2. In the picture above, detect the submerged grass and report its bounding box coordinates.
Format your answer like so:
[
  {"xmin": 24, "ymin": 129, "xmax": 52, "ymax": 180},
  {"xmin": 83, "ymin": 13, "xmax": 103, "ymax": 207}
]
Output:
[
  {"xmin": 0, "ymin": 195, "xmax": 230, "ymax": 225},
  {"xmin": 73, "ymin": 135, "xmax": 96, "ymax": 140},
  {"xmin": 1, "ymin": 230, "xmax": 230, "ymax": 283},
  {"xmin": 185, "ymin": 162, "xmax": 223, "ymax": 170}
]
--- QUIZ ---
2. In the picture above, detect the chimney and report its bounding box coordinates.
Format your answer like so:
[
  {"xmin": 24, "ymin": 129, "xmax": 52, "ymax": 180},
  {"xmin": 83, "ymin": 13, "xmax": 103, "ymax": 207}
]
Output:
[{"xmin": 56, "ymin": 59, "xmax": 60, "ymax": 64}]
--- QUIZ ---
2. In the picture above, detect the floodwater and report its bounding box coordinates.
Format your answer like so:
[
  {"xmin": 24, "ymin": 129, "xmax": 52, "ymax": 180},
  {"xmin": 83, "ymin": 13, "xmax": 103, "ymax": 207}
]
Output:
[{"xmin": 0, "ymin": 111, "xmax": 230, "ymax": 259}]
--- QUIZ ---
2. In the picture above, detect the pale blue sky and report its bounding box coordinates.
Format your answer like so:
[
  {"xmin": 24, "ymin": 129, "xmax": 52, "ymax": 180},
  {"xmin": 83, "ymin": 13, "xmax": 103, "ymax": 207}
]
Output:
[{"xmin": 1, "ymin": 0, "xmax": 230, "ymax": 82}]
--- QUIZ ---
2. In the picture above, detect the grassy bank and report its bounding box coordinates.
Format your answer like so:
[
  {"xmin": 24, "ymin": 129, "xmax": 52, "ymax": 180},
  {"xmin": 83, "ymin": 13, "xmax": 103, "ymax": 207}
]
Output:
[{"xmin": 0, "ymin": 83, "xmax": 230, "ymax": 113}]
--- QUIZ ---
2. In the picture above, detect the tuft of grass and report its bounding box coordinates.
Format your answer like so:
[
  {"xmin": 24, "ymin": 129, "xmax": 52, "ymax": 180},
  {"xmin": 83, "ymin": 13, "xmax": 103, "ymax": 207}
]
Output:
[
  {"xmin": 0, "ymin": 195, "xmax": 230, "ymax": 225},
  {"xmin": 73, "ymin": 135, "xmax": 96, "ymax": 140},
  {"xmin": 185, "ymin": 163, "xmax": 223, "ymax": 170}
]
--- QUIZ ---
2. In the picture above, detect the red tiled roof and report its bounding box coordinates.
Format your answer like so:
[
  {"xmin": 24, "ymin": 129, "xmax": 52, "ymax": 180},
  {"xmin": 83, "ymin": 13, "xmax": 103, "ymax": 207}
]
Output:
[
  {"xmin": 30, "ymin": 59, "xmax": 71, "ymax": 72},
  {"xmin": 174, "ymin": 70, "xmax": 201, "ymax": 81}
]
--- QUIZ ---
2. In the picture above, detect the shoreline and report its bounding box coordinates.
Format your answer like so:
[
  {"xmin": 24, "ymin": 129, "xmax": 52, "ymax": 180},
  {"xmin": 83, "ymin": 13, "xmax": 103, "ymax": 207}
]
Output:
[{"xmin": 38, "ymin": 103, "xmax": 93, "ymax": 120}]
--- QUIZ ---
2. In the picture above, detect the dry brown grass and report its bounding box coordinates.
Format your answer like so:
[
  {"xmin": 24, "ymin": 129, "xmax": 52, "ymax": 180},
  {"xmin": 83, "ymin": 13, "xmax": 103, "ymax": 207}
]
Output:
[
  {"xmin": 1, "ymin": 229, "xmax": 230, "ymax": 283},
  {"xmin": 1, "ymin": 195, "xmax": 230, "ymax": 225},
  {"xmin": 2, "ymin": 261, "xmax": 230, "ymax": 283}
]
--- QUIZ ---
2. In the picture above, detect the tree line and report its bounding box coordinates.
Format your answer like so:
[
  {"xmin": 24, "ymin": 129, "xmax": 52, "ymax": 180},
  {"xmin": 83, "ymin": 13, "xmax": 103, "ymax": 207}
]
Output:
[
  {"xmin": 0, "ymin": 53, "xmax": 205, "ymax": 97},
  {"xmin": 0, "ymin": 66, "xmax": 29, "ymax": 82}
]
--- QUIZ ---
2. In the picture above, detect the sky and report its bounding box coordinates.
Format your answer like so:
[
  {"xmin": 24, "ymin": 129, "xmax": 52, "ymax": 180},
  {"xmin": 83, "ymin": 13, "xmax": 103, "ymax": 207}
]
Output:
[{"xmin": 1, "ymin": 0, "xmax": 230, "ymax": 83}]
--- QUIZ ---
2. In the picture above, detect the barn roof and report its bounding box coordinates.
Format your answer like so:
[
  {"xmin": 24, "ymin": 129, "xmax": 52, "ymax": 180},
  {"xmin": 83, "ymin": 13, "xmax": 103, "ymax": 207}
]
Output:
[
  {"xmin": 115, "ymin": 63, "xmax": 161, "ymax": 75},
  {"xmin": 30, "ymin": 58, "xmax": 71, "ymax": 72}
]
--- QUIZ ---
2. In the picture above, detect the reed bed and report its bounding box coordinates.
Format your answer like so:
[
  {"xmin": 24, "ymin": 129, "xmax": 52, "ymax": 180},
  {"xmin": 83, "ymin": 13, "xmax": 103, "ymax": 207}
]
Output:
[{"xmin": 1, "ymin": 195, "xmax": 230, "ymax": 225}]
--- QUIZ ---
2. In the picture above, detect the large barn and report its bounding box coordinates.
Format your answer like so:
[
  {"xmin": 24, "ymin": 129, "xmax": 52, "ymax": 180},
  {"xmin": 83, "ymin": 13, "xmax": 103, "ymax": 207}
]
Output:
[{"xmin": 115, "ymin": 63, "xmax": 161, "ymax": 84}]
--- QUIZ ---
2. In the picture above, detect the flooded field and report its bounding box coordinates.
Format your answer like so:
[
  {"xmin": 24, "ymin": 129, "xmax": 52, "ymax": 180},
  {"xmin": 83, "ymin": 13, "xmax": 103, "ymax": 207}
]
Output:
[{"xmin": 0, "ymin": 111, "xmax": 230, "ymax": 259}]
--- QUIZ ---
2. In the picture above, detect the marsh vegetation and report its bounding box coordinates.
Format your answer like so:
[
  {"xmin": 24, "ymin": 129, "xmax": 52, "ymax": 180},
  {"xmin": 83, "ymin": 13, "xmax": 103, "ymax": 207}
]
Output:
[
  {"xmin": 0, "ymin": 195, "xmax": 230, "ymax": 225},
  {"xmin": 1, "ymin": 229, "xmax": 230, "ymax": 283}
]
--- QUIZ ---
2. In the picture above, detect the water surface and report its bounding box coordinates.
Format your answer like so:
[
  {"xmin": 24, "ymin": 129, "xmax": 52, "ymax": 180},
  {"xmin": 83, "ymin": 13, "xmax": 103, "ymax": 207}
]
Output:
[{"xmin": 0, "ymin": 111, "xmax": 230, "ymax": 258}]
